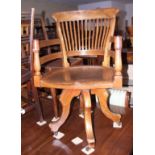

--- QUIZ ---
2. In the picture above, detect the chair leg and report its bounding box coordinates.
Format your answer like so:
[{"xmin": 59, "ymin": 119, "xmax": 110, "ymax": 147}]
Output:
[
  {"xmin": 91, "ymin": 89, "xmax": 121, "ymax": 122},
  {"xmin": 82, "ymin": 90, "xmax": 95, "ymax": 149},
  {"xmin": 33, "ymin": 86, "xmax": 46, "ymax": 125},
  {"xmin": 79, "ymin": 94, "xmax": 84, "ymax": 117},
  {"xmin": 49, "ymin": 89, "xmax": 81, "ymax": 134},
  {"xmin": 26, "ymin": 81, "xmax": 32, "ymax": 104},
  {"xmin": 50, "ymin": 88, "xmax": 58, "ymax": 118}
]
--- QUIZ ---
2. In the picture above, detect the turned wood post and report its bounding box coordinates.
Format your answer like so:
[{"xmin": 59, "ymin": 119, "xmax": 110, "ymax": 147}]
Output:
[
  {"xmin": 33, "ymin": 39, "xmax": 41, "ymax": 87},
  {"xmin": 30, "ymin": 8, "xmax": 35, "ymax": 73},
  {"xmin": 113, "ymin": 36, "xmax": 122, "ymax": 88}
]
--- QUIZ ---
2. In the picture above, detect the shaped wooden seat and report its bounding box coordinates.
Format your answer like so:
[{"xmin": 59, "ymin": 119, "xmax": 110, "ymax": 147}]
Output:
[{"xmin": 41, "ymin": 66, "xmax": 114, "ymax": 89}]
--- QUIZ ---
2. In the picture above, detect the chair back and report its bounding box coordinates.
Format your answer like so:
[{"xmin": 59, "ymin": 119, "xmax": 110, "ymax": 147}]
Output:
[
  {"xmin": 52, "ymin": 8, "xmax": 119, "ymax": 67},
  {"xmin": 21, "ymin": 8, "xmax": 35, "ymax": 74},
  {"xmin": 22, "ymin": 8, "xmax": 51, "ymax": 72}
]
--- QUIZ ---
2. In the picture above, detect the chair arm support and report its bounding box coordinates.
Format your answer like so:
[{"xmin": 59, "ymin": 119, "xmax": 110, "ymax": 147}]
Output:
[
  {"xmin": 33, "ymin": 39, "xmax": 42, "ymax": 87},
  {"xmin": 113, "ymin": 36, "xmax": 123, "ymax": 88},
  {"xmin": 114, "ymin": 36, "xmax": 122, "ymax": 76}
]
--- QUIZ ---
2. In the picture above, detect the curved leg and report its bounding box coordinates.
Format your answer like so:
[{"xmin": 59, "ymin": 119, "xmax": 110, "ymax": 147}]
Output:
[
  {"xmin": 91, "ymin": 89, "xmax": 121, "ymax": 122},
  {"xmin": 49, "ymin": 89, "xmax": 81, "ymax": 133},
  {"xmin": 50, "ymin": 88, "xmax": 58, "ymax": 118},
  {"xmin": 82, "ymin": 90, "xmax": 95, "ymax": 148}
]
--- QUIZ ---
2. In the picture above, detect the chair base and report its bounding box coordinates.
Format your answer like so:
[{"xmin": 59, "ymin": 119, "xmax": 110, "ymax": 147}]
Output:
[
  {"xmin": 79, "ymin": 113, "xmax": 84, "ymax": 119},
  {"xmin": 51, "ymin": 117, "xmax": 60, "ymax": 122},
  {"xmin": 53, "ymin": 131, "xmax": 64, "ymax": 140},
  {"xmin": 95, "ymin": 96, "xmax": 100, "ymax": 108},
  {"xmin": 21, "ymin": 108, "xmax": 26, "ymax": 115},
  {"xmin": 47, "ymin": 95, "xmax": 53, "ymax": 99},
  {"xmin": 36, "ymin": 120, "xmax": 47, "ymax": 126},
  {"xmin": 113, "ymin": 121, "xmax": 122, "ymax": 128},
  {"xmin": 81, "ymin": 145, "xmax": 95, "ymax": 155},
  {"xmin": 71, "ymin": 137, "xmax": 83, "ymax": 145},
  {"xmin": 79, "ymin": 111, "xmax": 93, "ymax": 119}
]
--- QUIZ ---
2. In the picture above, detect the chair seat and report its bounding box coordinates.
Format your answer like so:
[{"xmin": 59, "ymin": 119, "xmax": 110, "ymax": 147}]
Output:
[
  {"xmin": 21, "ymin": 68, "xmax": 31, "ymax": 84},
  {"xmin": 41, "ymin": 66, "xmax": 114, "ymax": 89}
]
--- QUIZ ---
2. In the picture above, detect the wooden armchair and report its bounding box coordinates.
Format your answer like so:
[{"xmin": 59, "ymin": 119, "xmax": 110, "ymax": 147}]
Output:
[
  {"xmin": 33, "ymin": 8, "xmax": 123, "ymax": 149},
  {"xmin": 21, "ymin": 8, "xmax": 47, "ymax": 126}
]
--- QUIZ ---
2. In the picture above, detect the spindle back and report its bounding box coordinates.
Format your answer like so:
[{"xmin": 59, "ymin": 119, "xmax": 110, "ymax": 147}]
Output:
[{"xmin": 52, "ymin": 8, "xmax": 119, "ymax": 67}]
